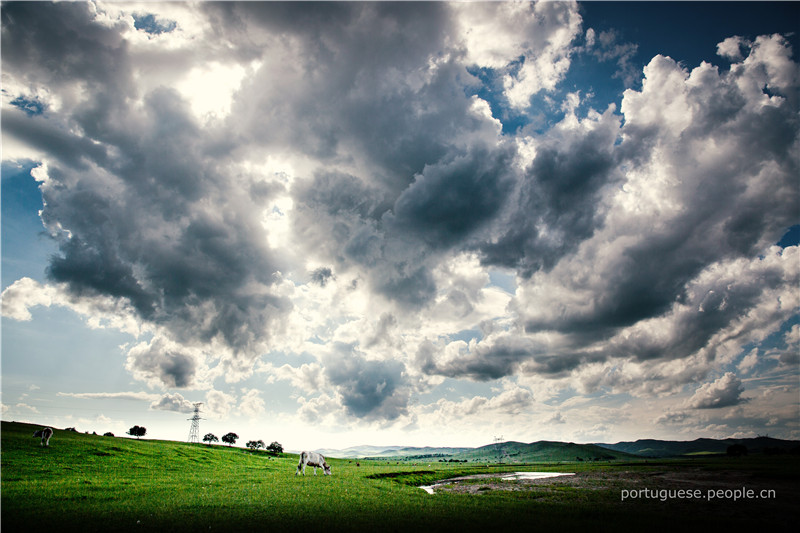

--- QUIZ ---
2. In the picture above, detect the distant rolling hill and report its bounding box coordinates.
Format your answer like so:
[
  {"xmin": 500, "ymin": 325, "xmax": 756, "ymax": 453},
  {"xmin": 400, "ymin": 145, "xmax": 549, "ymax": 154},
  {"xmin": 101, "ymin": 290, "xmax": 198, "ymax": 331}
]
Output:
[
  {"xmin": 450, "ymin": 440, "xmax": 639, "ymax": 463},
  {"xmin": 321, "ymin": 440, "xmax": 639, "ymax": 462},
  {"xmin": 377, "ymin": 445, "xmax": 474, "ymax": 458},
  {"xmin": 311, "ymin": 445, "xmax": 406, "ymax": 458},
  {"xmin": 313, "ymin": 445, "xmax": 472, "ymax": 459},
  {"xmin": 597, "ymin": 437, "xmax": 800, "ymax": 457},
  {"xmin": 316, "ymin": 436, "xmax": 800, "ymax": 461}
]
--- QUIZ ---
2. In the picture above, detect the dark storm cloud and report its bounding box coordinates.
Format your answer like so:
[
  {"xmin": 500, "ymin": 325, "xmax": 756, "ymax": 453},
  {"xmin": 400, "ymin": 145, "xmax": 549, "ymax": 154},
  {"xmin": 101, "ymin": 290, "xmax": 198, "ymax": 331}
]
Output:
[
  {"xmin": 1, "ymin": 2, "xmax": 131, "ymax": 90},
  {"xmin": 608, "ymin": 248, "xmax": 798, "ymax": 363},
  {"xmin": 294, "ymin": 171, "xmax": 386, "ymax": 223},
  {"xmin": 389, "ymin": 144, "xmax": 516, "ymax": 248},
  {"xmin": 1, "ymin": 110, "xmax": 109, "ymax": 169},
  {"xmin": 416, "ymin": 338, "xmax": 524, "ymax": 381},
  {"xmin": 292, "ymin": 170, "xmax": 387, "ymax": 267},
  {"xmin": 3, "ymin": 0, "xmax": 798, "ymax": 422},
  {"xmin": 215, "ymin": 0, "xmax": 460, "ymax": 184},
  {"xmin": 47, "ymin": 235, "xmax": 156, "ymax": 318},
  {"xmin": 126, "ymin": 338, "xmax": 200, "ymax": 389},
  {"xmin": 479, "ymin": 111, "xmax": 620, "ymax": 276},
  {"xmin": 310, "ymin": 267, "xmax": 334, "ymax": 287},
  {"xmin": 414, "ymin": 39, "xmax": 798, "ymax": 384},
  {"xmin": 324, "ymin": 343, "xmax": 409, "ymax": 421},
  {"xmin": 2, "ymin": 3, "xmax": 290, "ymax": 360},
  {"xmin": 521, "ymin": 51, "xmax": 798, "ymax": 341},
  {"xmin": 418, "ymin": 334, "xmax": 601, "ymax": 381}
]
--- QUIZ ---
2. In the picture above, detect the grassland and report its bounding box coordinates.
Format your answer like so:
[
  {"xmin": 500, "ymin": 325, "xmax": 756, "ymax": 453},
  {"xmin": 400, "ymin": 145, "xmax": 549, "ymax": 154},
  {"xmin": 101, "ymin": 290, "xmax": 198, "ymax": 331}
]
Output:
[{"xmin": 2, "ymin": 421, "xmax": 798, "ymax": 532}]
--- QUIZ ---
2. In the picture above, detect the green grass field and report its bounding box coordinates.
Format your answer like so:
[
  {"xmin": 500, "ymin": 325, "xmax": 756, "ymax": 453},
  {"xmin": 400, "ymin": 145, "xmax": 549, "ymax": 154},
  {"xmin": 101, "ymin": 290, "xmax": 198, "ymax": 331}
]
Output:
[{"xmin": 2, "ymin": 422, "xmax": 798, "ymax": 532}]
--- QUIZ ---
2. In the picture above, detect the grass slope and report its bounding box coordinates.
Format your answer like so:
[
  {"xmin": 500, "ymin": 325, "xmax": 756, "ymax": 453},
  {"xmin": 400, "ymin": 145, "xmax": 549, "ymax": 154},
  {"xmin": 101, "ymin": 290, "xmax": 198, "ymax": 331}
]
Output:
[
  {"xmin": 2, "ymin": 422, "xmax": 798, "ymax": 533},
  {"xmin": 598, "ymin": 437, "xmax": 800, "ymax": 457},
  {"xmin": 452, "ymin": 440, "xmax": 639, "ymax": 463}
]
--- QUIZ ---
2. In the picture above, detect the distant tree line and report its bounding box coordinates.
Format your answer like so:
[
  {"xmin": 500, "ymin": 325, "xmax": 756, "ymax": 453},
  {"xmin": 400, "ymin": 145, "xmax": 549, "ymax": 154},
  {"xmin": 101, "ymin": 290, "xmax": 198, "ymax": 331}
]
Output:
[
  {"xmin": 55, "ymin": 424, "xmax": 286, "ymax": 454},
  {"xmin": 201, "ymin": 433, "xmax": 283, "ymax": 454}
]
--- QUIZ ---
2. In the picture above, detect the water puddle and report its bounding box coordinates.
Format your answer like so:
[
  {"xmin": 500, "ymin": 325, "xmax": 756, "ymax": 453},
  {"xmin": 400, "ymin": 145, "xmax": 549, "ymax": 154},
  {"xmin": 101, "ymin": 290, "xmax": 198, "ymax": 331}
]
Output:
[
  {"xmin": 502, "ymin": 472, "xmax": 575, "ymax": 481},
  {"xmin": 420, "ymin": 472, "xmax": 574, "ymax": 494}
]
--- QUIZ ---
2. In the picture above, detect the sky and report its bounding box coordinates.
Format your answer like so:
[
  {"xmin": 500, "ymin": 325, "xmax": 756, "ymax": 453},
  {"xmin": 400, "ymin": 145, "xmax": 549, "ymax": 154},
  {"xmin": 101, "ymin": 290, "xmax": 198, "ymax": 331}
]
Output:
[{"xmin": 1, "ymin": 1, "xmax": 799, "ymax": 451}]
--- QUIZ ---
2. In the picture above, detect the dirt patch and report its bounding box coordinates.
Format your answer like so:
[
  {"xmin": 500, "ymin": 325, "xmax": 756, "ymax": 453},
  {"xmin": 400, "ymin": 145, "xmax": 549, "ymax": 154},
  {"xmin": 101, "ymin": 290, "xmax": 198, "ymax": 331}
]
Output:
[{"xmin": 424, "ymin": 468, "xmax": 800, "ymax": 499}]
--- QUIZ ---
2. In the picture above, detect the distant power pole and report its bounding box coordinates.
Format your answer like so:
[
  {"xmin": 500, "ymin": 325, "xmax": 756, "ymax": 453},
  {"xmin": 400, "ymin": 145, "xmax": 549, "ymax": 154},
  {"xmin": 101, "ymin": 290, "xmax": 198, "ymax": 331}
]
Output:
[
  {"xmin": 187, "ymin": 403, "xmax": 203, "ymax": 443},
  {"xmin": 493, "ymin": 435, "xmax": 504, "ymax": 463}
]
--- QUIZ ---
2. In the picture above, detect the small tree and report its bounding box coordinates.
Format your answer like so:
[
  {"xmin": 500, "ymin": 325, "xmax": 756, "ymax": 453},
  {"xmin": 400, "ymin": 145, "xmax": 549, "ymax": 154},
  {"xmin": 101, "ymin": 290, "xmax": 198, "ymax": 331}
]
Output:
[
  {"xmin": 222, "ymin": 432, "xmax": 239, "ymax": 447},
  {"xmin": 127, "ymin": 425, "xmax": 147, "ymax": 439},
  {"xmin": 267, "ymin": 441, "xmax": 284, "ymax": 455},
  {"xmin": 246, "ymin": 440, "xmax": 265, "ymax": 451},
  {"xmin": 103, "ymin": 432, "xmax": 114, "ymax": 437},
  {"xmin": 203, "ymin": 433, "xmax": 219, "ymax": 445}
]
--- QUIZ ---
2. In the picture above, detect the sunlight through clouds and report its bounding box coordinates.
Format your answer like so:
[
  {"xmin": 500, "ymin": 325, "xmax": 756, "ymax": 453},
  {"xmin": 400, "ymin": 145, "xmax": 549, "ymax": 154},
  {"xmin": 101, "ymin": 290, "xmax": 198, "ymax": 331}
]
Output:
[{"xmin": 1, "ymin": 1, "xmax": 797, "ymax": 447}]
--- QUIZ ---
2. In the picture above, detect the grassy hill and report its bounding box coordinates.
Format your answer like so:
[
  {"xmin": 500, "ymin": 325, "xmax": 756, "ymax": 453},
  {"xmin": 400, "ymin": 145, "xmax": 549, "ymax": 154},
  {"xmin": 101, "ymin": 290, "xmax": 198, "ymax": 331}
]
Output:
[
  {"xmin": 368, "ymin": 446, "xmax": 475, "ymax": 459},
  {"xmin": 313, "ymin": 444, "xmax": 407, "ymax": 458},
  {"xmin": 450, "ymin": 440, "xmax": 639, "ymax": 463},
  {"xmin": 312, "ymin": 445, "xmax": 474, "ymax": 459},
  {"xmin": 339, "ymin": 441, "xmax": 638, "ymax": 463},
  {"xmin": 597, "ymin": 437, "xmax": 800, "ymax": 457},
  {"xmin": 3, "ymin": 421, "xmax": 798, "ymax": 532},
  {"xmin": 3, "ymin": 421, "xmax": 631, "ymax": 532},
  {"xmin": 361, "ymin": 437, "xmax": 800, "ymax": 462}
]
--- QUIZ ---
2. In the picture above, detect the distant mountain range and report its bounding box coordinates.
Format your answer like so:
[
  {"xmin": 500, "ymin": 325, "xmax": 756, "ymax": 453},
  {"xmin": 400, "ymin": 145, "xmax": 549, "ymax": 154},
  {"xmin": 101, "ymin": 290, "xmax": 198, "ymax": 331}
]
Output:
[
  {"xmin": 312, "ymin": 445, "xmax": 472, "ymax": 459},
  {"xmin": 313, "ymin": 436, "xmax": 800, "ymax": 461},
  {"xmin": 596, "ymin": 436, "xmax": 800, "ymax": 457}
]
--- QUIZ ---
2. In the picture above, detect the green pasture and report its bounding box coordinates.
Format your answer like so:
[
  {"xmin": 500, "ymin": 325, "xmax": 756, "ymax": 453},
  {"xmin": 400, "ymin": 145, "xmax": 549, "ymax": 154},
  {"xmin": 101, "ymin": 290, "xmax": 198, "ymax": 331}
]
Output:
[{"xmin": 2, "ymin": 422, "xmax": 797, "ymax": 532}]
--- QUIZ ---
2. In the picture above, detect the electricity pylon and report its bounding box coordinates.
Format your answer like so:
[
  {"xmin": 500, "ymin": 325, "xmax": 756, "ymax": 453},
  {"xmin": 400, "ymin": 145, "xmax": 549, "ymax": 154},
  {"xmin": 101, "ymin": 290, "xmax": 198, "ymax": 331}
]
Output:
[
  {"xmin": 187, "ymin": 403, "xmax": 203, "ymax": 443},
  {"xmin": 493, "ymin": 435, "xmax": 504, "ymax": 463}
]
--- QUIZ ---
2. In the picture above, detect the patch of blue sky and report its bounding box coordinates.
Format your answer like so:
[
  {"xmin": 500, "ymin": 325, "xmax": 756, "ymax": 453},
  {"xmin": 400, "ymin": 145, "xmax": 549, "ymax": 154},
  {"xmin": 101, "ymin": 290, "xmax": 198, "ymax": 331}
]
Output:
[
  {"xmin": 133, "ymin": 13, "xmax": 177, "ymax": 36},
  {"xmin": 448, "ymin": 328, "xmax": 482, "ymax": 344},
  {"xmin": 233, "ymin": 374, "xmax": 299, "ymax": 413},
  {"xmin": 777, "ymin": 225, "xmax": 800, "ymax": 248},
  {"xmin": 1, "ymin": 306, "xmax": 136, "ymax": 392},
  {"xmin": 471, "ymin": 0, "xmax": 800, "ymax": 142},
  {"xmin": 540, "ymin": 385, "xmax": 580, "ymax": 407},
  {"xmin": 488, "ymin": 268, "xmax": 516, "ymax": 295},
  {"xmin": 732, "ymin": 315, "xmax": 800, "ymax": 368},
  {"xmin": 1, "ymin": 381, "xmax": 150, "ymax": 423},
  {"xmin": 1, "ymin": 160, "xmax": 56, "ymax": 289},
  {"xmin": 580, "ymin": 2, "xmax": 800, "ymax": 73},
  {"xmin": 562, "ymin": 48, "xmax": 634, "ymax": 109},
  {"xmin": 416, "ymin": 377, "xmax": 499, "ymax": 405},
  {"xmin": 9, "ymin": 95, "xmax": 46, "ymax": 116},
  {"xmin": 465, "ymin": 59, "xmax": 629, "ymax": 138},
  {"xmin": 465, "ymin": 65, "xmax": 529, "ymax": 135},
  {"xmin": 262, "ymin": 349, "xmax": 319, "ymax": 367}
]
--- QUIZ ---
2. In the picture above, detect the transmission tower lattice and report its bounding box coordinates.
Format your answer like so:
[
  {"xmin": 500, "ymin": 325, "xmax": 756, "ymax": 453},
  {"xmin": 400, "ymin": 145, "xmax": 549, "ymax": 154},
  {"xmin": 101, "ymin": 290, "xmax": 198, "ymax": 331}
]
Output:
[
  {"xmin": 187, "ymin": 403, "xmax": 204, "ymax": 443},
  {"xmin": 493, "ymin": 435, "xmax": 504, "ymax": 463}
]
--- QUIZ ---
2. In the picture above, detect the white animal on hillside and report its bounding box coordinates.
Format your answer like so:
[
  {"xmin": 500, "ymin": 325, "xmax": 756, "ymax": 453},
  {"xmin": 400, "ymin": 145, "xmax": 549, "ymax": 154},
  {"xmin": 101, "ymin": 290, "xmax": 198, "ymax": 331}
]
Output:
[
  {"xmin": 33, "ymin": 427, "xmax": 53, "ymax": 447},
  {"xmin": 295, "ymin": 451, "xmax": 331, "ymax": 476}
]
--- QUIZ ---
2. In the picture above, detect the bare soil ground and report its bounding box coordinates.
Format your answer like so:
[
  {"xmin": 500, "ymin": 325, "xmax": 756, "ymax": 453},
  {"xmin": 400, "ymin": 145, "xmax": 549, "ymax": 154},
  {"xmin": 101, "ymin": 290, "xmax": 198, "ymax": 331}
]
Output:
[{"xmin": 427, "ymin": 467, "xmax": 800, "ymax": 500}]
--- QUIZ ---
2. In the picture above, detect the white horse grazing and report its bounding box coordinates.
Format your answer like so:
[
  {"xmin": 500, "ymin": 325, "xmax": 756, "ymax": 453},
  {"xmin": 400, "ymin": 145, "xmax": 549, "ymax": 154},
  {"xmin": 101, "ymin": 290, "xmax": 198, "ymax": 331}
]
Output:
[
  {"xmin": 295, "ymin": 451, "xmax": 331, "ymax": 475},
  {"xmin": 33, "ymin": 427, "xmax": 53, "ymax": 447}
]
